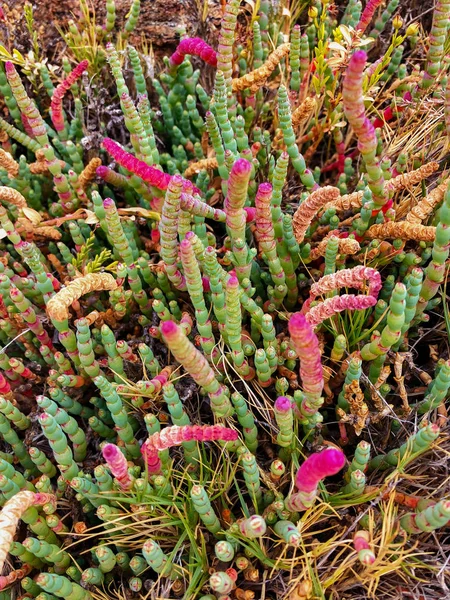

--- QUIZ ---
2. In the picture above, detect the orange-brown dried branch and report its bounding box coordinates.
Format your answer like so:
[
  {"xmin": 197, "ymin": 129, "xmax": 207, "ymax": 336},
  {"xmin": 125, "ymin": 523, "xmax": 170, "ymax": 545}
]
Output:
[
  {"xmin": 184, "ymin": 157, "xmax": 219, "ymax": 178},
  {"xmin": 0, "ymin": 148, "xmax": 19, "ymax": 178},
  {"xmin": 366, "ymin": 221, "xmax": 436, "ymax": 241},
  {"xmin": 17, "ymin": 218, "xmax": 62, "ymax": 241},
  {"xmin": 0, "ymin": 563, "xmax": 32, "ymax": 590},
  {"xmin": 292, "ymin": 97, "xmax": 316, "ymax": 129},
  {"xmin": 324, "ymin": 161, "xmax": 441, "ymax": 213},
  {"xmin": 406, "ymin": 179, "xmax": 449, "ymax": 224},
  {"xmin": 232, "ymin": 43, "xmax": 291, "ymax": 93},
  {"xmin": 46, "ymin": 273, "xmax": 118, "ymax": 323},
  {"xmin": 388, "ymin": 161, "xmax": 439, "ymax": 193},
  {"xmin": 78, "ymin": 157, "xmax": 102, "ymax": 190},
  {"xmin": 309, "ymin": 234, "xmax": 360, "ymax": 260},
  {"xmin": 292, "ymin": 186, "xmax": 340, "ymax": 243},
  {"xmin": 0, "ymin": 187, "xmax": 26, "ymax": 209}
]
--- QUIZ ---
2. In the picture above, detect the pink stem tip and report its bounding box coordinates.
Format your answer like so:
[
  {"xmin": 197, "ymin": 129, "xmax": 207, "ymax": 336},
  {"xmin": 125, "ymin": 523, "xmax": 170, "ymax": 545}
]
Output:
[
  {"xmin": 169, "ymin": 37, "xmax": 217, "ymax": 68},
  {"xmin": 102, "ymin": 443, "xmax": 134, "ymax": 490},
  {"xmin": 141, "ymin": 424, "xmax": 238, "ymax": 473},
  {"xmin": 51, "ymin": 60, "xmax": 89, "ymax": 132},
  {"xmin": 295, "ymin": 447, "xmax": 346, "ymax": 493}
]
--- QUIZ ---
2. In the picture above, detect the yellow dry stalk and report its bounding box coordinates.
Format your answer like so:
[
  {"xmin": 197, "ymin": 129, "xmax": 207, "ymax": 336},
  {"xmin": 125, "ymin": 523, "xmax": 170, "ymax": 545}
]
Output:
[
  {"xmin": 0, "ymin": 186, "xmax": 26, "ymax": 209},
  {"xmin": 0, "ymin": 491, "xmax": 55, "ymax": 572},
  {"xmin": 370, "ymin": 365, "xmax": 391, "ymax": 412},
  {"xmin": 46, "ymin": 272, "xmax": 118, "ymax": 323},
  {"xmin": 292, "ymin": 186, "xmax": 340, "ymax": 243},
  {"xmin": 292, "ymin": 97, "xmax": 316, "ymax": 129},
  {"xmin": 324, "ymin": 161, "xmax": 441, "ymax": 213},
  {"xmin": 231, "ymin": 43, "xmax": 291, "ymax": 94},
  {"xmin": 0, "ymin": 148, "xmax": 19, "ymax": 178},
  {"xmin": 406, "ymin": 179, "xmax": 449, "ymax": 224},
  {"xmin": 78, "ymin": 157, "xmax": 102, "ymax": 190},
  {"xmin": 184, "ymin": 157, "xmax": 219, "ymax": 178},
  {"xmin": 366, "ymin": 221, "xmax": 436, "ymax": 241}
]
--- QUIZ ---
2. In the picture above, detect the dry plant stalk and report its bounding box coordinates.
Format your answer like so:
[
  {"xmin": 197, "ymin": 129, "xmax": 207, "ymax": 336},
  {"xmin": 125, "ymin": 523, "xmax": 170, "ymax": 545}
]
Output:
[
  {"xmin": 0, "ymin": 148, "xmax": 19, "ymax": 178},
  {"xmin": 17, "ymin": 218, "xmax": 62, "ymax": 240},
  {"xmin": 184, "ymin": 157, "xmax": 219, "ymax": 177},
  {"xmin": 324, "ymin": 161, "xmax": 440, "ymax": 212},
  {"xmin": 292, "ymin": 97, "xmax": 317, "ymax": 129},
  {"xmin": 0, "ymin": 563, "xmax": 32, "ymax": 590},
  {"xmin": 309, "ymin": 234, "xmax": 360, "ymax": 260},
  {"xmin": 232, "ymin": 43, "xmax": 291, "ymax": 93},
  {"xmin": 293, "ymin": 186, "xmax": 340, "ymax": 243},
  {"xmin": 337, "ymin": 379, "xmax": 368, "ymax": 436},
  {"xmin": 78, "ymin": 157, "xmax": 102, "ymax": 190},
  {"xmin": 406, "ymin": 179, "xmax": 449, "ymax": 224},
  {"xmin": 371, "ymin": 365, "xmax": 391, "ymax": 412},
  {"xmin": 0, "ymin": 186, "xmax": 26, "ymax": 208},
  {"xmin": 46, "ymin": 272, "xmax": 118, "ymax": 323},
  {"xmin": 394, "ymin": 353, "xmax": 410, "ymax": 414},
  {"xmin": 0, "ymin": 491, "xmax": 55, "ymax": 572},
  {"xmin": 366, "ymin": 221, "xmax": 436, "ymax": 241}
]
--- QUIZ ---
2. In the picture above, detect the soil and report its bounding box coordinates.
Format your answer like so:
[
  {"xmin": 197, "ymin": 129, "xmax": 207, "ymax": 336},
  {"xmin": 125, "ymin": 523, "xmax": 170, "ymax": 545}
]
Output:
[{"xmin": 1, "ymin": 0, "xmax": 223, "ymax": 62}]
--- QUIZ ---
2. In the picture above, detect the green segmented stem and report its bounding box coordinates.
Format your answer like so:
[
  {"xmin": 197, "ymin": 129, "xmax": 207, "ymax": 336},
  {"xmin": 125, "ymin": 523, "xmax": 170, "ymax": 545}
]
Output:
[
  {"xmin": 348, "ymin": 441, "xmax": 370, "ymax": 476},
  {"xmin": 401, "ymin": 498, "xmax": 450, "ymax": 533},
  {"xmin": 340, "ymin": 469, "xmax": 366, "ymax": 496},
  {"xmin": 289, "ymin": 25, "xmax": 301, "ymax": 92},
  {"xmin": 81, "ymin": 568, "xmax": 104, "ymax": 585},
  {"xmin": 360, "ymin": 283, "xmax": 406, "ymax": 362},
  {"xmin": 29, "ymin": 447, "xmax": 57, "ymax": 477},
  {"xmin": 95, "ymin": 545, "xmax": 117, "ymax": 572},
  {"xmin": 180, "ymin": 235, "xmax": 216, "ymax": 358},
  {"xmin": 230, "ymin": 392, "xmax": 258, "ymax": 452},
  {"xmin": 216, "ymin": 0, "xmax": 240, "ymax": 88},
  {"xmin": 393, "ymin": 268, "xmax": 423, "ymax": 349},
  {"xmin": 417, "ymin": 361, "xmax": 450, "ymax": 413},
  {"xmin": 105, "ymin": 0, "xmax": 116, "ymax": 32},
  {"xmin": 34, "ymin": 573, "xmax": 91, "ymax": 600},
  {"xmin": 225, "ymin": 276, "xmax": 251, "ymax": 375},
  {"xmin": 0, "ymin": 396, "xmax": 30, "ymax": 430},
  {"xmin": 241, "ymin": 451, "xmax": 263, "ymax": 508},
  {"xmin": 39, "ymin": 413, "xmax": 79, "ymax": 480},
  {"xmin": 10, "ymin": 541, "xmax": 43, "ymax": 568},
  {"xmin": 123, "ymin": 0, "xmax": 141, "ymax": 37},
  {"xmin": 142, "ymin": 538, "xmax": 180, "ymax": 579},
  {"xmin": 416, "ymin": 181, "xmax": 450, "ymax": 318},
  {"xmin": 37, "ymin": 396, "xmax": 87, "ymax": 462},
  {"xmin": 421, "ymin": 0, "xmax": 450, "ymax": 89},
  {"xmin": 215, "ymin": 540, "xmax": 235, "ymax": 561},
  {"xmin": 159, "ymin": 175, "xmax": 186, "ymax": 291},
  {"xmin": 23, "ymin": 537, "xmax": 70, "ymax": 570},
  {"xmin": 190, "ymin": 484, "xmax": 222, "ymax": 535},
  {"xmin": 94, "ymin": 376, "xmax": 141, "ymax": 459},
  {"xmin": 5, "ymin": 62, "xmax": 49, "ymax": 145},
  {"xmin": 369, "ymin": 423, "xmax": 440, "ymax": 471},
  {"xmin": 214, "ymin": 71, "xmax": 237, "ymax": 155},
  {"xmin": 277, "ymin": 85, "xmax": 317, "ymax": 189},
  {"xmin": 0, "ymin": 413, "xmax": 35, "ymax": 471},
  {"xmin": 274, "ymin": 520, "xmax": 301, "ymax": 546}
]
